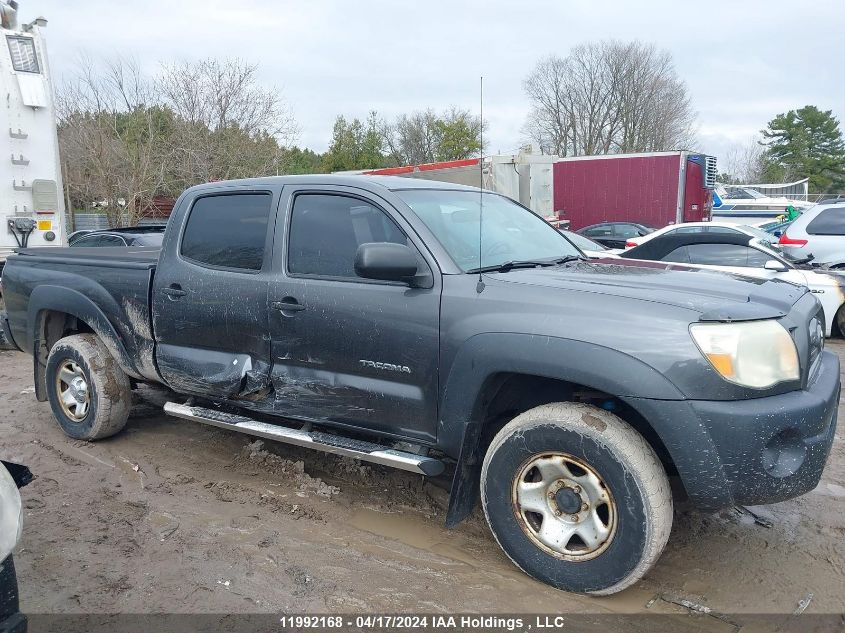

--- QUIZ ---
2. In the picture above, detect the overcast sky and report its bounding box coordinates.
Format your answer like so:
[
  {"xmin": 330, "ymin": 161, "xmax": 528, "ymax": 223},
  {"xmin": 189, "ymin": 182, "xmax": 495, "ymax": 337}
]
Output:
[{"xmin": 25, "ymin": 0, "xmax": 845, "ymax": 165}]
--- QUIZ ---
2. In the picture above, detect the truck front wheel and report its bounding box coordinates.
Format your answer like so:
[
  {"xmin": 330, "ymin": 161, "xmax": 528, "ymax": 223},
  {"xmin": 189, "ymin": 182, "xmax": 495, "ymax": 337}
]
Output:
[
  {"xmin": 45, "ymin": 334, "xmax": 131, "ymax": 440},
  {"xmin": 480, "ymin": 402, "xmax": 672, "ymax": 594}
]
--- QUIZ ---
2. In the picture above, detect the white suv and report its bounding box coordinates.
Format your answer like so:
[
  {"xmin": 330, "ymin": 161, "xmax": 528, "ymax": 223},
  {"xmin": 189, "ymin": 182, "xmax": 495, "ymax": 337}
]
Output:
[{"xmin": 778, "ymin": 201, "xmax": 845, "ymax": 267}]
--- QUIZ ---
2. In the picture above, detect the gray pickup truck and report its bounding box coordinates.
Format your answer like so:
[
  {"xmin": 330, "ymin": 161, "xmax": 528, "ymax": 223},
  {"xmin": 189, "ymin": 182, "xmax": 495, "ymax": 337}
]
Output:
[{"xmin": 0, "ymin": 175, "xmax": 839, "ymax": 594}]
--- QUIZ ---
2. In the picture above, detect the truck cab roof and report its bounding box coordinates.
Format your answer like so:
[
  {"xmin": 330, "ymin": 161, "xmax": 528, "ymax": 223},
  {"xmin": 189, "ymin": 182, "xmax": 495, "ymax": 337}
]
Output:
[{"xmin": 183, "ymin": 174, "xmax": 482, "ymax": 196}]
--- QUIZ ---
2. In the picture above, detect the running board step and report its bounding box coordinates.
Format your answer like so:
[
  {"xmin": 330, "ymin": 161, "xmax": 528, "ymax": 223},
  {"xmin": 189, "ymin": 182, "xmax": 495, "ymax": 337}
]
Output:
[{"xmin": 163, "ymin": 402, "xmax": 444, "ymax": 476}]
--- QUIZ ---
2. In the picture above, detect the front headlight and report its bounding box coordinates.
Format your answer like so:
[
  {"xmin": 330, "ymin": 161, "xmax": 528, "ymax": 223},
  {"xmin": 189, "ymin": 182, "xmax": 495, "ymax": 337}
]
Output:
[
  {"xmin": 0, "ymin": 464, "xmax": 23, "ymax": 561},
  {"xmin": 690, "ymin": 320, "xmax": 799, "ymax": 389}
]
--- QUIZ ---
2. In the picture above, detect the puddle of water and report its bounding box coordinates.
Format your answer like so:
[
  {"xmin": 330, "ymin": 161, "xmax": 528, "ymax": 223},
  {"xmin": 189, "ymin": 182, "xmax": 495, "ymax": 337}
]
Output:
[
  {"xmin": 349, "ymin": 508, "xmax": 483, "ymax": 568},
  {"xmin": 348, "ymin": 507, "xmax": 694, "ymax": 615}
]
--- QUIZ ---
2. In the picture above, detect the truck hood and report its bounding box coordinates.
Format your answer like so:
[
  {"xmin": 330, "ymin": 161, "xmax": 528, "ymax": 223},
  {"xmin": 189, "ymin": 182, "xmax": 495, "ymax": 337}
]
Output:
[{"xmin": 489, "ymin": 258, "xmax": 807, "ymax": 321}]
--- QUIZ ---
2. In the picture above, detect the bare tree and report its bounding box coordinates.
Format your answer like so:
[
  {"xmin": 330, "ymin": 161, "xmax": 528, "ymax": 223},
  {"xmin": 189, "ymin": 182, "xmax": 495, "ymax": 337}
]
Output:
[
  {"xmin": 384, "ymin": 107, "xmax": 485, "ymax": 165},
  {"xmin": 523, "ymin": 41, "xmax": 697, "ymax": 156},
  {"xmin": 158, "ymin": 58, "xmax": 297, "ymax": 183},
  {"xmin": 57, "ymin": 55, "xmax": 169, "ymax": 227},
  {"xmin": 58, "ymin": 56, "xmax": 298, "ymax": 226},
  {"xmin": 721, "ymin": 136, "xmax": 767, "ymax": 183}
]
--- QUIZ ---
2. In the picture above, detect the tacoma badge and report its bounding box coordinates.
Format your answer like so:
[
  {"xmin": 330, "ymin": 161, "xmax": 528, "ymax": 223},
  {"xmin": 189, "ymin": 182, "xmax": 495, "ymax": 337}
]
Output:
[{"xmin": 359, "ymin": 360, "xmax": 411, "ymax": 374}]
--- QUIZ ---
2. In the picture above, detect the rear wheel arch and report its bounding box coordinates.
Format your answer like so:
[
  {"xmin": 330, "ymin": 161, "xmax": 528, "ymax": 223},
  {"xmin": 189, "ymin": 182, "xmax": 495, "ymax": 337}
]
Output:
[{"xmin": 28, "ymin": 290, "xmax": 138, "ymax": 401}]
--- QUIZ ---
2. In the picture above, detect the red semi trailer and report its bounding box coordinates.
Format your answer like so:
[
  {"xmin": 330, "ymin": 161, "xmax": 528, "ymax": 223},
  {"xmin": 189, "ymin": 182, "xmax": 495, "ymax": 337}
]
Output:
[{"xmin": 553, "ymin": 151, "xmax": 718, "ymax": 231}]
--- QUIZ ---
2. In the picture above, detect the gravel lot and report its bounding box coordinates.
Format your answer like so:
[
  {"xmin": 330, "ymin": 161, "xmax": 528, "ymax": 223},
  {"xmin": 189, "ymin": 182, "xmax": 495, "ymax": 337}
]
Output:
[{"xmin": 1, "ymin": 344, "xmax": 843, "ymax": 631}]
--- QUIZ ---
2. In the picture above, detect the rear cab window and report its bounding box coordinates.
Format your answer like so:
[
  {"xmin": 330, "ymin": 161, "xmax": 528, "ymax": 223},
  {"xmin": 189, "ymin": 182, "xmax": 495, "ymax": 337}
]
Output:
[{"xmin": 180, "ymin": 193, "xmax": 272, "ymax": 271}]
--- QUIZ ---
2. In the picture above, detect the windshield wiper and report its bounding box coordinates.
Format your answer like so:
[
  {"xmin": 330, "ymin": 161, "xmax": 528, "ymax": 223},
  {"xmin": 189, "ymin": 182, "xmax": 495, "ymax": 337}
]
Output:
[
  {"xmin": 467, "ymin": 255, "xmax": 585, "ymax": 274},
  {"xmin": 467, "ymin": 260, "xmax": 552, "ymax": 274},
  {"xmin": 545, "ymin": 255, "xmax": 586, "ymax": 265}
]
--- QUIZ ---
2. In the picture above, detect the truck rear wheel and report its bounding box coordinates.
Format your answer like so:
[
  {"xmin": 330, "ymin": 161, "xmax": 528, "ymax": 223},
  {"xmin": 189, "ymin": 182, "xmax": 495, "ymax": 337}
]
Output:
[
  {"xmin": 480, "ymin": 402, "xmax": 672, "ymax": 594},
  {"xmin": 45, "ymin": 334, "xmax": 131, "ymax": 440}
]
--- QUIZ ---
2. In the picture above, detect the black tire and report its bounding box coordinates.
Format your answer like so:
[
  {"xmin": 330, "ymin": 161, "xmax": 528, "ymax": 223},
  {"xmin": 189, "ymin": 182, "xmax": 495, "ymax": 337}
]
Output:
[
  {"xmin": 45, "ymin": 333, "xmax": 131, "ymax": 440},
  {"xmin": 481, "ymin": 402, "xmax": 672, "ymax": 595},
  {"xmin": 835, "ymin": 304, "xmax": 845, "ymax": 338}
]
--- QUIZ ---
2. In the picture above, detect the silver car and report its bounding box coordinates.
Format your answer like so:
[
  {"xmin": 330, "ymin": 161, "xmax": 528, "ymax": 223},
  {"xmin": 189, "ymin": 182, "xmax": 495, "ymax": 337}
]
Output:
[{"xmin": 778, "ymin": 200, "xmax": 845, "ymax": 267}]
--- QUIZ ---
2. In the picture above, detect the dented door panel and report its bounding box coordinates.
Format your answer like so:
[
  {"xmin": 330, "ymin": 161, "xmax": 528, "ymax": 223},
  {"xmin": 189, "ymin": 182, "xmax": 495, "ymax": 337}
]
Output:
[
  {"xmin": 268, "ymin": 185, "xmax": 442, "ymax": 442},
  {"xmin": 269, "ymin": 278, "xmax": 440, "ymax": 441}
]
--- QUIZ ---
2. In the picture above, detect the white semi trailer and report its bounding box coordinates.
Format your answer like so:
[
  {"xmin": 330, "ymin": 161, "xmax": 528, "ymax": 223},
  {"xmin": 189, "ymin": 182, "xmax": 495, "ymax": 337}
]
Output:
[
  {"xmin": 1, "ymin": 0, "xmax": 65, "ymax": 269},
  {"xmin": 363, "ymin": 151, "xmax": 558, "ymax": 219}
]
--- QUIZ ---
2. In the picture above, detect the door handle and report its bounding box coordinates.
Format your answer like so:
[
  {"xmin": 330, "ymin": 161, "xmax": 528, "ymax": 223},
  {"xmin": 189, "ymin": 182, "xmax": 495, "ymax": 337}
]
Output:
[
  {"xmin": 272, "ymin": 299, "xmax": 306, "ymax": 313},
  {"xmin": 163, "ymin": 285, "xmax": 187, "ymax": 298}
]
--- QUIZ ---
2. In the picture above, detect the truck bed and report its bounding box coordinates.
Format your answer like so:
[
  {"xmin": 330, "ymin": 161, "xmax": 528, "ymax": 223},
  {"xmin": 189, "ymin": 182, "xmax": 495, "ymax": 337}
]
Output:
[
  {"xmin": 1, "ymin": 246, "xmax": 161, "ymax": 383},
  {"xmin": 12, "ymin": 246, "xmax": 160, "ymax": 268}
]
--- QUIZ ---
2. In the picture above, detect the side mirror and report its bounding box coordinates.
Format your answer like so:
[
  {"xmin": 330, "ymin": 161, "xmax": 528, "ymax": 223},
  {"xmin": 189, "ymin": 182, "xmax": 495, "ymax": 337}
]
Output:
[
  {"xmin": 764, "ymin": 259, "xmax": 788, "ymax": 272},
  {"xmin": 355, "ymin": 242, "xmax": 419, "ymax": 283}
]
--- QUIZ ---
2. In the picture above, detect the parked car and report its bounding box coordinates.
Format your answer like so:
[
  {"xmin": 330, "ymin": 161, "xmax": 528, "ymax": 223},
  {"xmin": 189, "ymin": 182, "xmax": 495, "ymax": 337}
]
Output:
[
  {"xmin": 1, "ymin": 175, "xmax": 839, "ymax": 595},
  {"xmin": 624, "ymin": 221, "xmax": 779, "ymax": 249},
  {"xmin": 558, "ymin": 230, "xmax": 620, "ymax": 259},
  {"xmin": 778, "ymin": 200, "xmax": 845, "ymax": 267},
  {"xmin": 622, "ymin": 232, "xmax": 845, "ymax": 335},
  {"xmin": 68, "ymin": 225, "xmax": 166, "ymax": 247},
  {"xmin": 577, "ymin": 222, "xmax": 655, "ymax": 249},
  {"xmin": 0, "ymin": 460, "xmax": 31, "ymax": 633}
]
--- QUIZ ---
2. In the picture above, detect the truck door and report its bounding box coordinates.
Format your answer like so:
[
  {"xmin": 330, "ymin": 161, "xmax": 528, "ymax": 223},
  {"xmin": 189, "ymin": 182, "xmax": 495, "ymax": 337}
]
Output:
[
  {"xmin": 267, "ymin": 187, "xmax": 441, "ymax": 443},
  {"xmin": 152, "ymin": 187, "xmax": 279, "ymax": 398}
]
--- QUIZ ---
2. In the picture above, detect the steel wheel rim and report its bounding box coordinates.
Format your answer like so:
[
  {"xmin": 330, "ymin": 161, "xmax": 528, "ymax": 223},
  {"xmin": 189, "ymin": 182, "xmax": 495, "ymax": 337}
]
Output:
[
  {"xmin": 55, "ymin": 360, "xmax": 90, "ymax": 421},
  {"xmin": 511, "ymin": 452, "xmax": 616, "ymax": 561}
]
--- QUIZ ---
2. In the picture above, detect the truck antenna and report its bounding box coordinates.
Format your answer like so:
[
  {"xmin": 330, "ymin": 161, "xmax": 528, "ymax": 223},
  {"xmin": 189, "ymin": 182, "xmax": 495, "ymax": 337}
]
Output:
[{"xmin": 476, "ymin": 75, "xmax": 485, "ymax": 294}]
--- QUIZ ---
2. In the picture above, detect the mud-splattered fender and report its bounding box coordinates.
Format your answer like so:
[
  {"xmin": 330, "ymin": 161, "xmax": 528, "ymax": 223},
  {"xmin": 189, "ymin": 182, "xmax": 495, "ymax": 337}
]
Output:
[
  {"xmin": 440, "ymin": 333, "xmax": 689, "ymax": 527},
  {"xmin": 26, "ymin": 285, "xmax": 152, "ymax": 399}
]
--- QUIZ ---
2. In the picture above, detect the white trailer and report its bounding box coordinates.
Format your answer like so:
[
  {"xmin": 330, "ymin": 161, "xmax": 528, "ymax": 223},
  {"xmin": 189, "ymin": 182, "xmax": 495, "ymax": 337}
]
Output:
[
  {"xmin": 362, "ymin": 151, "xmax": 558, "ymax": 218},
  {"xmin": 1, "ymin": 0, "xmax": 65, "ymax": 267}
]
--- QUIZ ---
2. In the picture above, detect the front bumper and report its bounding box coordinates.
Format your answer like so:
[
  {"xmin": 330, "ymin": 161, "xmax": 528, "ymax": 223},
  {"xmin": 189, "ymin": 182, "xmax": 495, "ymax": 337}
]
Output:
[
  {"xmin": 626, "ymin": 350, "xmax": 840, "ymax": 509},
  {"xmin": 0, "ymin": 556, "xmax": 25, "ymax": 633}
]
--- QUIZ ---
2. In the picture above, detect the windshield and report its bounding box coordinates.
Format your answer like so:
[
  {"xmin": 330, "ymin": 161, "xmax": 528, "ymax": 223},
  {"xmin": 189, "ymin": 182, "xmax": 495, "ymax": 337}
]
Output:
[
  {"xmin": 739, "ymin": 224, "xmax": 778, "ymax": 244},
  {"xmin": 397, "ymin": 189, "xmax": 581, "ymax": 271},
  {"xmin": 725, "ymin": 187, "xmax": 766, "ymax": 200}
]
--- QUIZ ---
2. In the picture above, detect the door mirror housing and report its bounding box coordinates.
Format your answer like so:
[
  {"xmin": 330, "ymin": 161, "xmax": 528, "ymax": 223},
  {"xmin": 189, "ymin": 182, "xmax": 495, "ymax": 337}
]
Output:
[
  {"xmin": 763, "ymin": 259, "xmax": 789, "ymax": 272},
  {"xmin": 355, "ymin": 242, "xmax": 419, "ymax": 284}
]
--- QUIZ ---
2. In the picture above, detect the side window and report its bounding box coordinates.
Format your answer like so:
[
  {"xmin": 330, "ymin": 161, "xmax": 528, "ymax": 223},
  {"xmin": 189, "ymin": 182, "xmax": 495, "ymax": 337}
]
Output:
[
  {"xmin": 181, "ymin": 193, "xmax": 271, "ymax": 271},
  {"xmin": 746, "ymin": 248, "xmax": 774, "ymax": 268},
  {"xmin": 583, "ymin": 225, "xmax": 610, "ymax": 237},
  {"xmin": 99, "ymin": 235, "xmax": 126, "ymax": 246},
  {"xmin": 614, "ymin": 224, "xmax": 640, "ymax": 239},
  {"xmin": 72, "ymin": 235, "xmax": 103, "ymax": 247},
  {"xmin": 685, "ymin": 243, "xmax": 755, "ymax": 267},
  {"xmin": 806, "ymin": 209, "xmax": 845, "ymax": 236},
  {"xmin": 662, "ymin": 246, "xmax": 690, "ymax": 263},
  {"xmin": 288, "ymin": 194, "xmax": 408, "ymax": 279},
  {"xmin": 670, "ymin": 227, "xmax": 703, "ymax": 235},
  {"xmin": 706, "ymin": 226, "xmax": 741, "ymax": 235}
]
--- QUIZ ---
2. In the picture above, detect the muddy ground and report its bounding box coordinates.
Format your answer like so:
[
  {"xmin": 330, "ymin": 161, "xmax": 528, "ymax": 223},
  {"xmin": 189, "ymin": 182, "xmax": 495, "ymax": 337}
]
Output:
[{"xmin": 1, "ymin": 343, "xmax": 844, "ymax": 631}]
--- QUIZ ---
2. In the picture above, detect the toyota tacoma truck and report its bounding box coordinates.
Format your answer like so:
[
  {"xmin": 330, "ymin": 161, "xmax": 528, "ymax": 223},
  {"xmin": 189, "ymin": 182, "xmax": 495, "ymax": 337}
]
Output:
[{"xmin": 0, "ymin": 175, "xmax": 839, "ymax": 595}]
